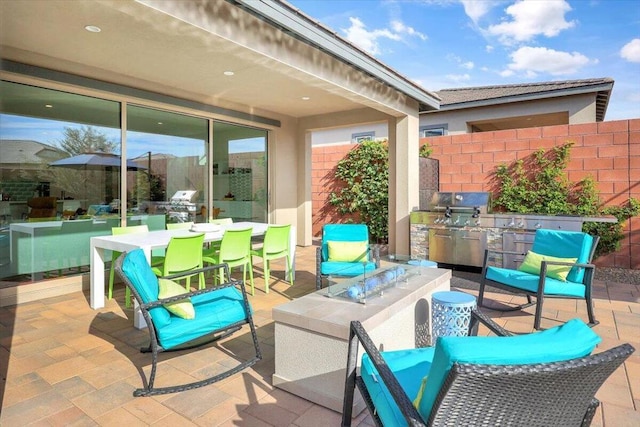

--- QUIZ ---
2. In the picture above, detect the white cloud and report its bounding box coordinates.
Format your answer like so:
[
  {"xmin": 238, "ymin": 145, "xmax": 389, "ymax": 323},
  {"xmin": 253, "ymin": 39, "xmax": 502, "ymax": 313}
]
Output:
[
  {"xmin": 485, "ymin": 45, "xmax": 494, "ymax": 53},
  {"xmin": 504, "ymin": 46, "xmax": 592, "ymax": 76},
  {"xmin": 391, "ymin": 20, "xmax": 428, "ymax": 41},
  {"xmin": 460, "ymin": 0, "xmax": 497, "ymax": 24},
  {"xmin": 445, "ymin": 73, "xmax": 471, "ymax": 83},
  {"xmin": 446, "ymin": 53, "xmax": 474, "ymax": 70},
  {"xmin": 620, "ymin": 38, "xmax": 640, "ymax": 63},
  {"xmin": 488, "ymin": 0, "xmax": 575, "ymax": 45},
  {"xmin": 343, "ymin": 17, "xmax": 399, "ymax": 55}
]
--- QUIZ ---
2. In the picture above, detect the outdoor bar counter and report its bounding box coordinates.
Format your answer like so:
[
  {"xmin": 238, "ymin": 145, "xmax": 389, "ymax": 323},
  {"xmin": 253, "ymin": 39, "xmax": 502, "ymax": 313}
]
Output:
[{"xmin": 272, "ymin": 265, "xmax": 451, "ymax": 413}]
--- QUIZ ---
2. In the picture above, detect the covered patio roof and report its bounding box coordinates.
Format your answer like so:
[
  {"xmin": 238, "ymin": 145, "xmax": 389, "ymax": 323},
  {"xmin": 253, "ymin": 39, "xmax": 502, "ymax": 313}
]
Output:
[{"xmin": 0, "ymin": 0, "xmax": 439, "ymax": 122}]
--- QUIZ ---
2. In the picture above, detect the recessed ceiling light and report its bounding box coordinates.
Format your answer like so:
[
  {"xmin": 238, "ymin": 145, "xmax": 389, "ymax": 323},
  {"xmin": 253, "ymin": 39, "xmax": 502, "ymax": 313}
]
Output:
[
  {"xmin": 223, "ymin": 71, "xmax": 235, "ymax": 76},
  {"xmin": 84, "ymin": 25, "xmax": 101, "ymax": 33},
  {"xmin": 301, "ymin": 96, "xmax": 310, "ymax": 101},
  {"xmin": 44, "ymin": 104, "xmax": 53, "ymax": 108}
]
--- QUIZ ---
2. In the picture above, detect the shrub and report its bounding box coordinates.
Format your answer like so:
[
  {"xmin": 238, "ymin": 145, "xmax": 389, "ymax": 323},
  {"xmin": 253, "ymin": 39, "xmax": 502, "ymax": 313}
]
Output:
[
  {"xmin": 491, "ymin": 142, "xmax": 638, "ymax": 258},
  {"xmin": 329, "ymin": 140, "xmax": 389, "ymax": 242}
]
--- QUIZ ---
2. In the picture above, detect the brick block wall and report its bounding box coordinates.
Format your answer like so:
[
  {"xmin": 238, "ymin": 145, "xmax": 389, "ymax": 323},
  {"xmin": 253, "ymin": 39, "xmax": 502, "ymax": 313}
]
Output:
[
  {"xmin": 426, "ymin": 119, "xmax": 639, "ymax": 270},
  {"xmin": 312, "ymin": 144, "xmax": 359, "ymax": 236},
  {"xmin": 311, "ymin": 119, "xmax": 639, "ymax": 269}
]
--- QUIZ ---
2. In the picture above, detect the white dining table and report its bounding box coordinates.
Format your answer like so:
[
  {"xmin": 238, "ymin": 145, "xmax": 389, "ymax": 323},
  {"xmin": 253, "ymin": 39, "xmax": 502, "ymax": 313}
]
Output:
[{"xmin": 90, "ymin": 221, "xmax": 295, "ymax": 328}]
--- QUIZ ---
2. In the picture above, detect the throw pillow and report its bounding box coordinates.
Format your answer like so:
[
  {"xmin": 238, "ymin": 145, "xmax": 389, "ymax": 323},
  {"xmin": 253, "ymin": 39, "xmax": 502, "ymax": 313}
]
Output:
[
  {"xmin": 158, "ymin": 279, "xmax": 195, "ymax": 319},
  {"xmin": 518, "ymin": 250, "xmax": 578, "ymax": 281},
  {"xmin": 327, "ymin": 240, "xmax": 368, "ymax": 262}
]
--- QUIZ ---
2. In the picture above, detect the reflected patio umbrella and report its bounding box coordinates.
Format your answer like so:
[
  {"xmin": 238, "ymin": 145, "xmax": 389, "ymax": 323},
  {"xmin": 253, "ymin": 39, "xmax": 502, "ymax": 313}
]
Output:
[
  {"xmin": 49, "ymin": 152, "xmax": 146, "ymax": 170},
  {"xmin": 49, "ymin": 152, "xmax": 147, "ymax": 205}
]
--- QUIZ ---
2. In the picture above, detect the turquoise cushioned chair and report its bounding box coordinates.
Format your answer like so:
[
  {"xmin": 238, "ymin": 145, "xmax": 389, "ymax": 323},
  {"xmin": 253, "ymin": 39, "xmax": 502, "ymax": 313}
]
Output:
[
  {"xmin": 115, "ymin": 248, "xmax": 262, "ymax": 396},
  {"xmin": 479, "ymin": 229, "xmax": 600, "ymax": 330},
  {"xmin": 342, "ymin": 311, "xmax": 634, "ymax": 427},
  {"xmin": 315, "ymin": 223, "xmax": 380, "ymax": 290}
]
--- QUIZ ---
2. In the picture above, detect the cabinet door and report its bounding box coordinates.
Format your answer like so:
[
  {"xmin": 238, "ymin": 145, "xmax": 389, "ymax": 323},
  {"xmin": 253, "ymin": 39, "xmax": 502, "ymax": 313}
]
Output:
[
  {"xmin": 502, "ymin": 231, "xmax": 535, "ymax": 269},
  {"xmin": 428, "ymin": 229, "xmax": 454, "ymax": 264}
]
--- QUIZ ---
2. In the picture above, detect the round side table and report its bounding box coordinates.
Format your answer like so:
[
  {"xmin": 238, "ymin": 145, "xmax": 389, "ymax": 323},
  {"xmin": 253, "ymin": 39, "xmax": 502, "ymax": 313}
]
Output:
[
  {"xmin": 407, "ymin": 259, "xmax": 438, "ymax": 268},
  {"xmin": 431, "ymin": 291, "xmax": 477, "ymax": 342}
]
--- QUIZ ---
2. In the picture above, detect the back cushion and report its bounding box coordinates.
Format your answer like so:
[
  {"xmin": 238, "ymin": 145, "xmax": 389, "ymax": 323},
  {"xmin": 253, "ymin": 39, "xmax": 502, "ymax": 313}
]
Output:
[
  {"xmin": 321, "ymin": 224, "xmax": 369, "ymax": 261},
  {"xmin": 417, "ymin": 318, "xmax": 601, "ymax": 421},
  {"xmin": 531, "ymin": 230, "xmax": 594, "ymax": 283},
  {"xmin": 121, "ymin": 249, "xmax": 170, "ymax": 327}
]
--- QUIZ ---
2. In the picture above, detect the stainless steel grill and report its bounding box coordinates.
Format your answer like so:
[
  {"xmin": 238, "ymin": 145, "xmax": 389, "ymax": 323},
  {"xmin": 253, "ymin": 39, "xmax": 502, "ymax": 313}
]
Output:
[
  {"xmin": 410, "ymin": 192, "xmax": 612, "ymax": 268},
  {"xmin": 422, "ymin": 192, "xmax": 491, "ymax": 267},
  {"xmin": 167, "ymin": 190, "xmax": 197, "ymax": 223}
]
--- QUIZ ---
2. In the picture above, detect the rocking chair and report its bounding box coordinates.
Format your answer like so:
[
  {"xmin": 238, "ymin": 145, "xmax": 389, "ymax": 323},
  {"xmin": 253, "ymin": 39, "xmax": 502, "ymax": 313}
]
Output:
[{"xmin": 115, "ymin": 248, "xmax": 262, "ymax": 396}]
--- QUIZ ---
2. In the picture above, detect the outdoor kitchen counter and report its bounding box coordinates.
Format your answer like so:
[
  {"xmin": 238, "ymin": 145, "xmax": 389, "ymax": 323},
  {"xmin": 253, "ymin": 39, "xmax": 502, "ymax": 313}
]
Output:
[{"xmin": 272, "ymin": 266, "xmax": 451, "ymax": 414}]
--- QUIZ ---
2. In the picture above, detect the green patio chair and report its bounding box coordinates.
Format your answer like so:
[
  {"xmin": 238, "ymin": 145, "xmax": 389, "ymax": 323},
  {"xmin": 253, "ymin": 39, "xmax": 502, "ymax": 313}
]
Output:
[
  {"xmin": 203, "ymin": 227, "xmax": 254, "ymax": 295},
  {"xmin": 108, "ymin": 224, "xmax": 149, "ymax": 307},
  {"xmin": 166, "ymin": 221, "xmax": 194, "ymax": 230},
  {"xmin": 342, "ymin": 311, "xmax": 634, "ymax": 426},
  {"xmin": 206, "ymin": 217, "xmax": 233, "ymax": 252},
  {"xmin": 151, "ymin": 233, "xmax": 206, "ymax": 290},
  {"xmin": 250, "ymin": 224, "xmax": 293, "ymax": 293}
]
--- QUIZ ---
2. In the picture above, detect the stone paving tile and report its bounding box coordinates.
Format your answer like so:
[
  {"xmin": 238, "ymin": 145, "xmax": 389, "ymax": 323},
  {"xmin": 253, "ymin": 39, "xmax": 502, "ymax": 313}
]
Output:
[{"xmin": 0, "ymin": 244, "xmax": 638, "ymax": 426}]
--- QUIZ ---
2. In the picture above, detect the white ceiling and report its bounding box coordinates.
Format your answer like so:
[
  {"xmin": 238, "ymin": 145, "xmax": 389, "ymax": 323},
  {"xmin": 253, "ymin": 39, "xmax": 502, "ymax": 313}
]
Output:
[{"xmin": 0, "ymin": 0, "xmax": 383, "ymax": 121}]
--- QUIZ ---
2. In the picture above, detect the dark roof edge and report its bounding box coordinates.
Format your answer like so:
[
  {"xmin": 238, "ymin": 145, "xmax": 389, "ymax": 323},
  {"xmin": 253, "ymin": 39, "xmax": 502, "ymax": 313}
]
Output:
[
  {"xmin": 434, "ymin": 80, "xmax": 614, "ymax": 119},
  {"xmin": 229, "ymin": 0, "xmax": 440, "ymax": 112}
]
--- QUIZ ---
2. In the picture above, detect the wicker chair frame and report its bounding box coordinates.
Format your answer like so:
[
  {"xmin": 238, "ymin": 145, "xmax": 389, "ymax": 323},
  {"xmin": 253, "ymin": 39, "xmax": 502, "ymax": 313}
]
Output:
[
  {"xmin": 478, "ymin": 235, "xmax": 600, "ymax": 330},
  {"xmin": 115, "ymin": 252, "xmax": 262, "ymax": 397},
  {"xmin": 342, "ymin": 310, "xmax": 634, "ymax": 426}
]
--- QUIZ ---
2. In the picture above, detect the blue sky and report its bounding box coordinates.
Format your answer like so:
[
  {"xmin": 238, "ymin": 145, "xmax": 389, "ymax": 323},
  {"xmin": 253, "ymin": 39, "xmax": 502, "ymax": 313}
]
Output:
[{"xmin": 288, "ymin": 0, "xmax": 640, "ymax": 120}]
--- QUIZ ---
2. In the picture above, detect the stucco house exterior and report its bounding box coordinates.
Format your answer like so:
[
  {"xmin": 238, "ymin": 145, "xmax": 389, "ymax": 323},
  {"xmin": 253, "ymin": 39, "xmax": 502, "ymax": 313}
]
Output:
[
  {"xmin": 419, "ymin": 78, "xmax": 614, "ymax": 135},
  {"xmin": 0, "ymin": 0, "xmax": 440, "ymax": 302}
]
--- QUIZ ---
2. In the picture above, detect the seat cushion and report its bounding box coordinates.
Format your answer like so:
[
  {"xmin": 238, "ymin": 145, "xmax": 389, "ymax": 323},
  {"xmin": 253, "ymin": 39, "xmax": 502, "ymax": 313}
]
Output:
[
  {"xmin": 320, "ymin": 260, "xmax": 377, "ymax": 276},
  {"xmin": 361, "ymin": 347, "xmax": 436, "ymax": 427},
  {"xmin": 156, "ymin": 286, "xmax": 250, "ymax": 349},
  {"xmin": 417, "ymin": 318, "xmax": 601, "ymax": 421},
  {"xmin": 486, "ymin": 266, "xmax": 586, "ymax": 297},
  {"xmin": 531, "ymin": 229, "xmax": 594, "ymax": 283}
]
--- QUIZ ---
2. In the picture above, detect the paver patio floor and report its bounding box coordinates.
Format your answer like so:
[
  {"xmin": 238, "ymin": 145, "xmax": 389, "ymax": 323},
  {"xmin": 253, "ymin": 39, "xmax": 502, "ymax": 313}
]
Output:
[{"xmin": 1, "ymin": 244, "xmax": 638, "ymax": 426}]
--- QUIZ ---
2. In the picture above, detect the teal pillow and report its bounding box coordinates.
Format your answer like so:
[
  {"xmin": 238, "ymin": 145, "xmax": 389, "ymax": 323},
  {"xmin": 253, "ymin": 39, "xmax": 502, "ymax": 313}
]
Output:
[
  {"xmin": 158, "ymin": 279, "xmax": 195, "ymax": 320},
  {"xmin": 416, "ymin": 318, "xmax": 601, "ymax": 421}
]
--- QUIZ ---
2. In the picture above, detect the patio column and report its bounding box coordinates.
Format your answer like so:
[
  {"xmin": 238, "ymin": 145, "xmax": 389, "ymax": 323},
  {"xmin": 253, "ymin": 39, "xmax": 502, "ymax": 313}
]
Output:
[{"xmin": 388, "ymin": 113, "xmax": 420, "ymax": 255}]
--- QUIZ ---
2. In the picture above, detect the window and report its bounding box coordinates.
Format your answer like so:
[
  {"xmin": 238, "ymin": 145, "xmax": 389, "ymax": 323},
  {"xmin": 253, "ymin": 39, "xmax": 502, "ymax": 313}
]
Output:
[
  {"xmin": 352, "ymin": 131, "xmax": 375, "ymax": 143},
  {"xmin": 420, "ymin": 125, "xmax": 447, "ymax": 137},
  {"xmin": 0, "ymin": 79, "xmax": 270, "ymax": 285}
]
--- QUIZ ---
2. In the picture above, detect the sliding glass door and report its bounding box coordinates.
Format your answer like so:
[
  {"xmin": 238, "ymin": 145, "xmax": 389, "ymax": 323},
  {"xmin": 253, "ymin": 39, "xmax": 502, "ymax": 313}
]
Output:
[
  {"xmin": 212, "ymin": 122, "xmax": 267, "ymax": 223},
  {"xmin": 126, "ymin": 105, "xmax": 208, "ymax": 229},
  {"xmin": 0, "ymin": 79, "xmax": 270, "ymax": 285}
]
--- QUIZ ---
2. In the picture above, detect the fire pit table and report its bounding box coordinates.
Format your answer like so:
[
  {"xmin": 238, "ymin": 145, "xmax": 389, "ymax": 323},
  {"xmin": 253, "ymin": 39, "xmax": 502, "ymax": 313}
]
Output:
[{"xmin": 272, "ymin": 261, "xmax": 451, "ymax": 413}]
